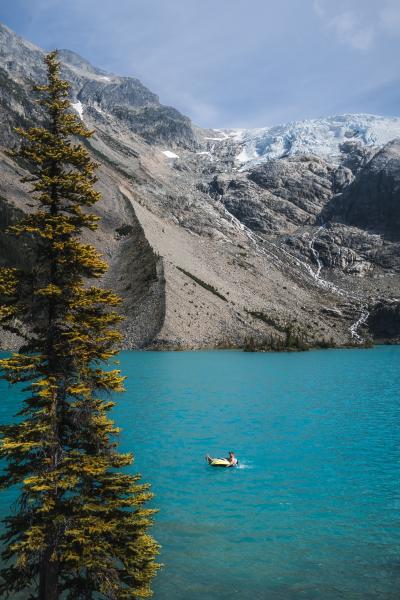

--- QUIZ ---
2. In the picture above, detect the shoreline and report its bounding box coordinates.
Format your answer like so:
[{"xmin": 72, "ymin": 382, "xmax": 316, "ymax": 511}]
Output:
[
  {"xmin": 2, "ymin": 340, "xmax": 398, "ymax": 354},
  {"xmin": 131, "ymin": 339, "xmax": 399, "ymax": 353}
]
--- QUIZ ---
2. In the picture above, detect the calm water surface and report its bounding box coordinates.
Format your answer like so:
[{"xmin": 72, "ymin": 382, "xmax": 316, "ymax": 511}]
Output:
[{"xmin": 1, "ymin": 347, "xmax": 399, "ymax": 599}]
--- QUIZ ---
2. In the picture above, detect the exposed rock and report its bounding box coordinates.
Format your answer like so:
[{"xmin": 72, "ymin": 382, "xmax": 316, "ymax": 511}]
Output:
[
  {"xmin": 321, "ymin": 307, "xmax": 343, "ymax": 318},
  {"xmin": 368, "ymin": 300, "xmax": 400, "ymax": 342},
  {"xmin": 323, "ymin": 140, "xmax": 400, "ymax": 241},
  {"xmin": 0, "ymin": 22, "xmax": 399, "ymax": 349}
]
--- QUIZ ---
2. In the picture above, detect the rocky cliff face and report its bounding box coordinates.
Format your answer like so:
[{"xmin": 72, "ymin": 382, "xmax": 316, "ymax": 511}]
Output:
[
  {"xmin": 0, "ymin": 22, "xmax": 399, "ymax": 349},
  {"xmin": 322, "ymin": 141, "xmax": 400, "ymax": 241}
]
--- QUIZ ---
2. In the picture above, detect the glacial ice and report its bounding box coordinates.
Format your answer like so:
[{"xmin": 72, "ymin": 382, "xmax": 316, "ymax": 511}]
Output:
[{"xmin": 232, "ymin": 114, "xmax": 400, "ymax": 167}]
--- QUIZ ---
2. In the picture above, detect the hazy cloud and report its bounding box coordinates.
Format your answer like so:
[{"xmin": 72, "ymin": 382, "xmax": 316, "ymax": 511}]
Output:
[
  {"xmin": 329, "ymin": 12, "xmax": 374, "ymax": 51},
  {"xmin": 379, "ymin": 0, "xmax": 400, "ymax": 34},
  {"xmin": 314, "ymin": 0, "xmax": 400, "ymax": 50}
]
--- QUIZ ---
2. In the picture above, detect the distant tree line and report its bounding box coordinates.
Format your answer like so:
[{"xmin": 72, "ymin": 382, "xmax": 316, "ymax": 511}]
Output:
[{"xmin": 244, "ymin": 322, "xmax": 336, "ymax": 352}]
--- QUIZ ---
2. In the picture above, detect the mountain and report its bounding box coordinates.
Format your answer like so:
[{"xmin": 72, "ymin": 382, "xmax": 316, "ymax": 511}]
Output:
[{"xmin": 0, "ymin": 22, "xmax": 399, "ymax": 349}]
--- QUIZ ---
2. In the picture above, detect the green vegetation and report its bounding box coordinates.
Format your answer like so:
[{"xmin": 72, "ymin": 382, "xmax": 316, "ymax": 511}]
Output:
[
  {"xmin": 115, "ymin": 223, "xmax": 134, "ymax": 237},
  {"xmin": 245, "ymin": 310, "xmax": 287, "ymax": 332},
  {"xmin": 244, "ymin": 309, "xmax": 374, "ymax": 352},
  {"xmin": 0, "ymin": 51, "xmax": 159, "ymax": 599},
  {"xmin": 176, "ymin": 266, "xmax": 227, "ymax": 301},
  {"xmin": 244, "ymin": 321, "xmax": 337, "ymax": 352}
]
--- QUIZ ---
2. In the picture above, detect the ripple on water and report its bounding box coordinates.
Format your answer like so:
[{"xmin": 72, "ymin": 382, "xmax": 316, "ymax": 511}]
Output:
[{"xmin": 0, "ymin": 347, "xmax": 399, "ymax": 599}]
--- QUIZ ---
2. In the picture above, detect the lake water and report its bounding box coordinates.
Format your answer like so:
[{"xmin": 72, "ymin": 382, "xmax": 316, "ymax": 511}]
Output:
[{"xmin": 1, "ymin": 347, "xmax": 399, "ymax": 599}]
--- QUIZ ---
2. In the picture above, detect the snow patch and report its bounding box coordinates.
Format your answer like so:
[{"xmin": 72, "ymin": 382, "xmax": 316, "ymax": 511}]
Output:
[
  {"xmin": 162, "ymin": 150, "xmax": 179, "ymax": 159},
  {"xmin": 71, "ymin": 101, "xmax": 84, "ymax": 120}
]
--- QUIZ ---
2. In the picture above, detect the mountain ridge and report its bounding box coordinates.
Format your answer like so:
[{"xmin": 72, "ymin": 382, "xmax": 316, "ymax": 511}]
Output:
[{"xmin": 0, "ymin": 22, "xmax": 399, "ymax": 349}]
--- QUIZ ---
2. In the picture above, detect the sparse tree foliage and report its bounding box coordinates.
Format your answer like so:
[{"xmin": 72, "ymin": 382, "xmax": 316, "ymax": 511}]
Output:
[{"xmin": 0, "ymin": 51, "xmax": 159, "ymax": 599}]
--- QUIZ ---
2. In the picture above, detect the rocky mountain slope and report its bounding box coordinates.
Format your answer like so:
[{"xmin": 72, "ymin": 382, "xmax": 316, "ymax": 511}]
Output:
[{"xmin": 0, "ymin": 22, "xmax": 399, "ymax": 349}]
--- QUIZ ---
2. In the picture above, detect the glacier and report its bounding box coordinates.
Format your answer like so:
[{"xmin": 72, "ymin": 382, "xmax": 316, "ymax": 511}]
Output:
[{"xmin": 231, "ymin": 114, "xmax": 400, "ymax": 167}]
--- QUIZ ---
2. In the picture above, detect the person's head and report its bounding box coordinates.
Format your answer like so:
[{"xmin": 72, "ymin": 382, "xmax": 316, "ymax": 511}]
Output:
[{"xmin": 229, "ymin": 451, "xmax": 235, "ymax": 457}]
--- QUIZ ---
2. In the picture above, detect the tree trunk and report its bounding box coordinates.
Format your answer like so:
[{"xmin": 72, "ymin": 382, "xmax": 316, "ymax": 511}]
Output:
[
  {"xmin": 85, "ymin": 580, "xmax": 92, "ymax": 600},
  {"xmin": 39, "ymin": 549, "xmax": 59, "ymax": 600}
]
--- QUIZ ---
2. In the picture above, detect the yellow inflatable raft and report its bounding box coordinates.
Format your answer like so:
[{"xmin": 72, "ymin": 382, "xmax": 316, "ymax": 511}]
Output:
[{"xmin": 206, "ymin": 455, "xmax": 233, "ymax": 467}]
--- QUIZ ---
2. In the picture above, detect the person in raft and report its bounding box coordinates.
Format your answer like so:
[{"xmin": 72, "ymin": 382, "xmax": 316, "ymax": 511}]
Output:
[{"xmin": 227, "ymin": 451, "xmax": 238, "ymax": 466}]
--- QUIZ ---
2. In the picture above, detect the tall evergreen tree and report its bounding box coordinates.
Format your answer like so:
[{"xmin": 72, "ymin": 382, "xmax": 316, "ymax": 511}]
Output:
[{"xmin": 0, "ymin": 51, "xmax": 159, "ymax": 599}]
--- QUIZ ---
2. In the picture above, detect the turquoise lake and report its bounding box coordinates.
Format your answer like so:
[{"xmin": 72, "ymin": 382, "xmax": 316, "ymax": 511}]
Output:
[{"xmin": 1, "ymin": 346, "xmax": 399, "ymax": 599}]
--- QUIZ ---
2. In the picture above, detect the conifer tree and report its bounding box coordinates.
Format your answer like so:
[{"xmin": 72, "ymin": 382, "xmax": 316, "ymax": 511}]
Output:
[{"xmin": 0, "ymin": 51, "xmax": 159, "ymax": 599}]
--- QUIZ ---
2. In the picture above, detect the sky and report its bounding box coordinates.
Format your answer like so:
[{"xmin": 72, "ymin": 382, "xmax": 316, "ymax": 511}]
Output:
[{"xmin": 0, "ymin": 0, "xmax": 399, "ymax": 128}]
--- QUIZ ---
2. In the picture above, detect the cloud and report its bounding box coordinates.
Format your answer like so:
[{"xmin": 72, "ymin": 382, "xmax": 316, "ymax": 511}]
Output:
[
  {"xmin": 312, "ymin": 0, "xmax": 325, "ymax": 18},
  {"xmin": 330, "ymin": 11, "xmax": 374, "ymax": 51},
  {"xmin": 313, "ymin": 1, "xmax": 376, "ymax": 50},
  {"xmin": 312, "ymin": 0, "xmax": 400, "ymax": 51},
  {"xmin": 379, "ymin": 0, "xmax": 400, "ymax": 34},
  {"xmin": 179, "ymin": 96, "xmax": 220, "ymax": 127}
]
